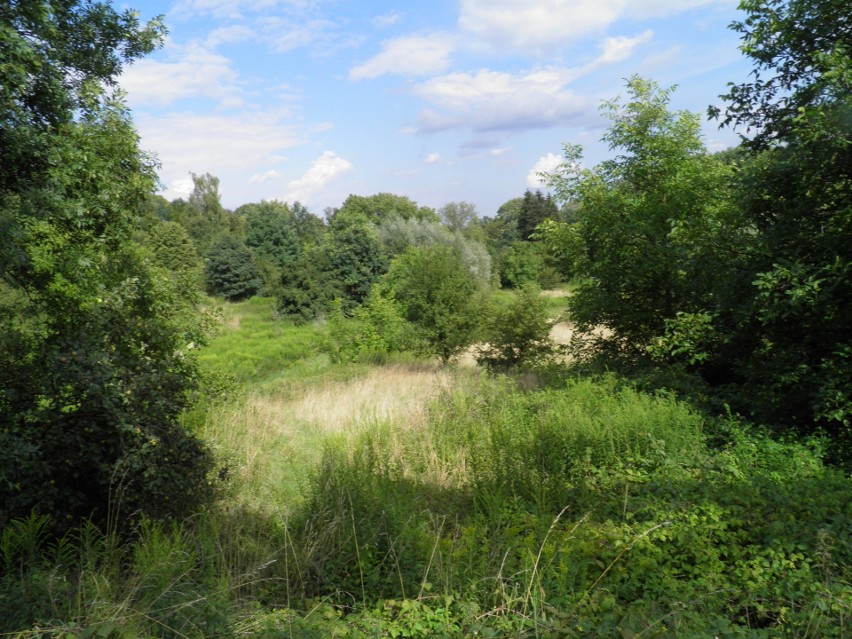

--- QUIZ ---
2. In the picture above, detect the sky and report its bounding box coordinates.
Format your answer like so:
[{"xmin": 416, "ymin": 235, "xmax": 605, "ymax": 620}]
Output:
[{"xmin": 119, "ymin": 0, "xmax": 753, "ymax": 217}]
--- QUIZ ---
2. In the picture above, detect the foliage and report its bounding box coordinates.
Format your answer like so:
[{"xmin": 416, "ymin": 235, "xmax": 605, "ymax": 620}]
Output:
[
  {"xmin": 517, "ymin": 189, "xmax": 558, "ymax": 241},
  {"xmin": 205, "ymin": 235, "xmax": 262, "ymax": 301},
  {"xmin": 323, "ymin": 292, "xmax": 415, "ymax": 363},
  {"xmin": 243, "ymin": 200, "xmax": 300, "ymax": 269},
  {"xmin": 286, "ymin": 374, "xmax": 851, "ymax": 636},
  {"xmin": 333, "ymin": 193, "xmax": 437, "ymax": 226},
  {"xmin": 376, "ymin": 216, "xmax": 452, "ymax": 258},
  {"xmin": 547, "ymin": 76, "xmax": 737, "ymax": 352},
  {"xmin": 383, "ymin": 245, "xmax": 483, "ymax": 363},
  {"xmin": 0, "ymin": 1, "xmax": 214, "ymax": 532},
  {"xmin": 167, "ymin": 173, "xmax": 240, "ymax": 257},
  {"xmin": 698, "ymin": 0, "xmax": 852, "ymax": 447},
  {"xmin": 325, "ymin": 216, "xmax": 388, "ymax": 309},
  {"xmin": 477, "ymin": 287, "xmax": 558, "ymax": 370},
  {"xmin": 710, "ymin": 0, "xmax": 851, "ymax": 148},
  {"xmin": 276, "ymin": 245, "xmax": 339, "ymax": 323},
  {"xmin": 141, "ymin": 220, "xmax": 203, "ymax": 298},
  {"xmin": 499, "ymin": 241, "xmax": 545, "ymax": 289},
  {"xmin": 439, "ymin": 201, "xmax": 478, "ymax": 234}
]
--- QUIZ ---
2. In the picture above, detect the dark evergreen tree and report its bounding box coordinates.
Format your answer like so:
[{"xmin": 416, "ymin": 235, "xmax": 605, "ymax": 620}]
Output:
[
  {"xmin": 517, "ymin": 190, "xmax": 558, "ymax": 240},
  {"xmin": 205, "ymin": 236, "xmax": 262, "ymax": 301}
]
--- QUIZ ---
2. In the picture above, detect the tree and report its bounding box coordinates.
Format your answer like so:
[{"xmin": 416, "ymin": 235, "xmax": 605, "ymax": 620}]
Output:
[
  {"xmin": 478, "ymin": 286, "xmax": 558, "ymax": 370},
  {"xmin": 383, "ymin": 245, "xmax": 483, "ymax": 363},
  {"xmin": 703, "ymin": 0, "xmax": 852, "ymax": 442},
  {"xmin": 205, "ymin": 236, "xmax": 263, "ymax": 301},
  {"xmin": 326, "ymin": 217, "xmax": 388, "ymax": 309},
  {"xmin": 142, "ymin": 220, "xmax": 203, "ymax": 298},
  {"xmin": 517, "ymin": 190, "xmax": 558, "ymax": 241},
  {"xmin": 243, "ymin": 200, "xmax": 300, "ymax": 268},
  {"xmin": 276, "ymin": 245, "xmax": 339, "ymax": 323},
  {"xmin": 500, "ymin": 241, "xmax": 545, "ymax": 289},
  {"xmin": 547, "ymin": 77, "xmax": 736, "ymax": 351},
  {"xmin": 168, "ymin": 173, "xmax": 239, "ymax": 257},
  {"xmin": 333, "ymin": 193, "xmax": 437, "ymax": 226},
  {"xmin": 439, "ymin": 201, "xmax": 478, "ymax": 234},
  {"xmin": 0, "ymin": 1, "xmax": 213, "ymax": 531}
]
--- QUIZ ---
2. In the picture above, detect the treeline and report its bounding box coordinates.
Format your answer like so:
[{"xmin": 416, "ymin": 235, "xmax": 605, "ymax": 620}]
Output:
[{"xmin": 143, "ymin": 179, "xmax": 568, "ymax": 312}]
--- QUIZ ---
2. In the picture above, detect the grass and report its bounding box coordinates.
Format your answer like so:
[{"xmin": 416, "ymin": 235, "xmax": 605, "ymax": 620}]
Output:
[
  {"xmin": 3, "ymin": 294, "xmax": 850, "ymax": 638},
  {"xmin": 198, "ymin": 297, "xmax": 327, "ymax": 385}
]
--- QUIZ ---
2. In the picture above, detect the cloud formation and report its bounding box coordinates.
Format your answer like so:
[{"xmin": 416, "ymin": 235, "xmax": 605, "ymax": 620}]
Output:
[
  {"xmin": 350, "ymin": 34, "xmax": 455, "ymax": 80},
  {"xmin": 285, "ymin": 151, "xmax": 353, "ymax": 202},
  {"xmin": 134, "ymin": 110, "xmax": 301, "ymax": 200},
  {"xmin": 526, "ymin": 152, "xmax": 562, "ymax": 188},
  {"xmin": 459, "ymin": 0, "xmax": 726, "ymax": 54},
  {"xmin": 120, "ymin": 42, "xmax": 242, "ymax": 107},
  {"xmin": 413, "ymin": 67, "xmax": 591, "ymax": 133}
]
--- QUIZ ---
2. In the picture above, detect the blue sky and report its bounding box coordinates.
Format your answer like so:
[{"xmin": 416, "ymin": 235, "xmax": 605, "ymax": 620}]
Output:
[{"xmin": 120, "ymin": 0, "xmax": 752, "ymax": 216}]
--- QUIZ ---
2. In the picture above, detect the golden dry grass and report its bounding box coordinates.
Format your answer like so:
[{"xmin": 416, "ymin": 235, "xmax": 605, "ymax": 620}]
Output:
[{"xmin": 202, "ymin": 364, "xmax": 459, "ymax": 512}]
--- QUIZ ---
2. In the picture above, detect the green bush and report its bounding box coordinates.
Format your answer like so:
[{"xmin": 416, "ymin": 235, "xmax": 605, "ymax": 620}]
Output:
[{"xmin": 477, "ymin": 286, "xmax": 558, "ymax": 370}]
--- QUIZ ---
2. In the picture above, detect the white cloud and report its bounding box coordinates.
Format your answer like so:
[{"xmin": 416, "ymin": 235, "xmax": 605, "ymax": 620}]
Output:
[
  {"xmin": 490, "ymin": 147, "xmax": 512, "ymax": 156},
  {"xmin": 268, "ymin": 18, "xmax": 337, "ymax": 52},
  {"xmin": 134, "ymin": 110, "xmax": 302, "ymax": 201},
  {"xmin": 350, "ymin": 34, "xmax": 454, "ymax": 80},
  {"xmin": 120, "ymin": 42, "xmax": 241, "ymax": 107},
  {"xmin": 459, "ymin": 0, "xmax": 622, "ymax": 53},
  {"xmin": 526, "ymin": 152, "xmax": 562, "ymax": 187},
  {"xmin": 205, "ymin": 25, "xmax": 256, "ymax": 47},
  {"xmin": 249, "ymin": 169, "xmax": 285, "ymax": 184},
  {"xmin": 171, "ymin": 0, "xmax": 282, "ymax": 20},
  {"xmin": 459, "ymin": 0, "xmax": 727, "ymax": 55},
  {"xmin": 426, "ymin": 152, "xmax": 441, "ymax": 164},
  {"xmin": 597, "ymin": 30, "xmax": 654, "ymax": 64},
  {"xmin": 373, "ymin": 12, "xmax": 402, "ymax": 28},
  {"xmin": 413, "ymin": 67, "xmax": 591, "ymax": 133},
  {"xmin": 284, "ymin": 151, "xmax": 353, "ymax": 202}
]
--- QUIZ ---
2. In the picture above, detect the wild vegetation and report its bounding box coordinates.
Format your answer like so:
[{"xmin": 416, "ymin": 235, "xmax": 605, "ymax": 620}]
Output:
[{"xmin": 1, "ymin": 0, "xmax": 849, "ymax": 637}]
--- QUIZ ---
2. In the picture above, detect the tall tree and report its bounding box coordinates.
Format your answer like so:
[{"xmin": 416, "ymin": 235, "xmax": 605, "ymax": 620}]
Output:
[
  {"xmin": 547, "ymin": 77, "xmax": 736, "ymax": 350},
  {"xmin": 517, "ymin": 190, "xmax": 558, "ymax": 241},
  {"xmin": 383, "ymin": 245, "xmax": 483, "ymax": 364},
  {"xmin": 439, "ymin": 201, "xmax": 478, "ymax": 234},
  {"xmin": 0, "ymin": 1, "xmax": 213, "ymax": 530},
  {"xmin": 705, "ymin": 0, "xmax": 852, "ymax": 441}
]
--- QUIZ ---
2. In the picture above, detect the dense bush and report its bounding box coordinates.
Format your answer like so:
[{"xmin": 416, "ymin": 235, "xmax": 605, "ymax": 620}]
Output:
[
  {"xmin": 477, "ymin": 286, "xmax": 558, "ymax": 370},
  {"xmin": 205, "ymin": 236, "xmax": 263, "ymax": 301}
]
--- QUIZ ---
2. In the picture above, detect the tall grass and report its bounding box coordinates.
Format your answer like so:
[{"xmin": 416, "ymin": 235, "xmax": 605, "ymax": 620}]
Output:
[{"xmin": 4, "ymin": 297, "xmax": 849, "ymax": 638}]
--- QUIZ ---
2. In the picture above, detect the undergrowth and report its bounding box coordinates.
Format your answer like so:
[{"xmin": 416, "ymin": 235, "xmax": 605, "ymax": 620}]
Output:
[{"xmin": 3, "ymin": 298, "xmax": 849, "ymax": 638}]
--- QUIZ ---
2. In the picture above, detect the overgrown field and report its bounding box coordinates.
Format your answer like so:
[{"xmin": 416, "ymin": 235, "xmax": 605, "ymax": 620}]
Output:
[{"xmin": 2, "ymin": 297, "xmax": 849, "ymax": 638}]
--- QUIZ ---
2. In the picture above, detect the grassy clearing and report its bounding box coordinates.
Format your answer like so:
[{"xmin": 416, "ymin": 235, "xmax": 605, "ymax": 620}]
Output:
[
  {"xmin": 198, "ymin": 297, "xmax": 326, "ymax": 385},
  {"xmin": 3, "ymin": 296, "xmax": 849, "ymax": 638},
  {"xmin": 201, "ymin": 363, "xmax": 460, "ymax": 513}
]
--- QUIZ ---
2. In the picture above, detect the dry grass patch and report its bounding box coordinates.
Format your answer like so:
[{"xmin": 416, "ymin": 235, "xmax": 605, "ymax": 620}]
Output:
[{"xmin": 202, "ymin": 364, "xmax": 459, "ymax": 512}]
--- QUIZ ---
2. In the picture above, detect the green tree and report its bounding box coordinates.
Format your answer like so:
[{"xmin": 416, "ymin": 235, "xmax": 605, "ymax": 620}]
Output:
[
  {"xmin": 0, "ymin": 1, "xmax": 213, "ymax": 531},
  {"xmin": 500, "ymin": 241, "xmax": 546, "ymax": 289},
  {"xmin": 168, "ymin": 173, "xmax": 239, "ymax": 256},
  {"xmin": 547, "ymin": 77, "xmax": 736, "ymax": 351},
  {"xmin": 517, "ymin": 190, "xmax": 558, "ymax": 241},
  {"xmin": 242, "ymin": 200, "xmax": 300, "ymax": 267},
  {"xmin": 333, "ymin": 193, "xmax": 437, "ymax": 226},
  {"xmin": 142, "ymin": 220, "xmax": 203, "ymax": 298},
  {"xmin": 205, "ymin": 236, "xmax": 262, "ymax": 301},
  {"xmin": 276, "ymin": 246, "xmax": 339, "ymax": 323},
  {"xmin": 326, "ymin": 217, "xmax": 388, "ymax": 309},
  {"xmin": 478, "ymin": 286, "xmax": 558, "ymax": 370},
  {"xmin": 383, "ymin": 245, "xmax": 483, "ymax": 363},
  {"xmin": 439, "ymin": 201, "xmax": 478, "ymax": 234},
  {"xmin": 704, "ymin": 0, "xmax": 852, "ymax": 443}
]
